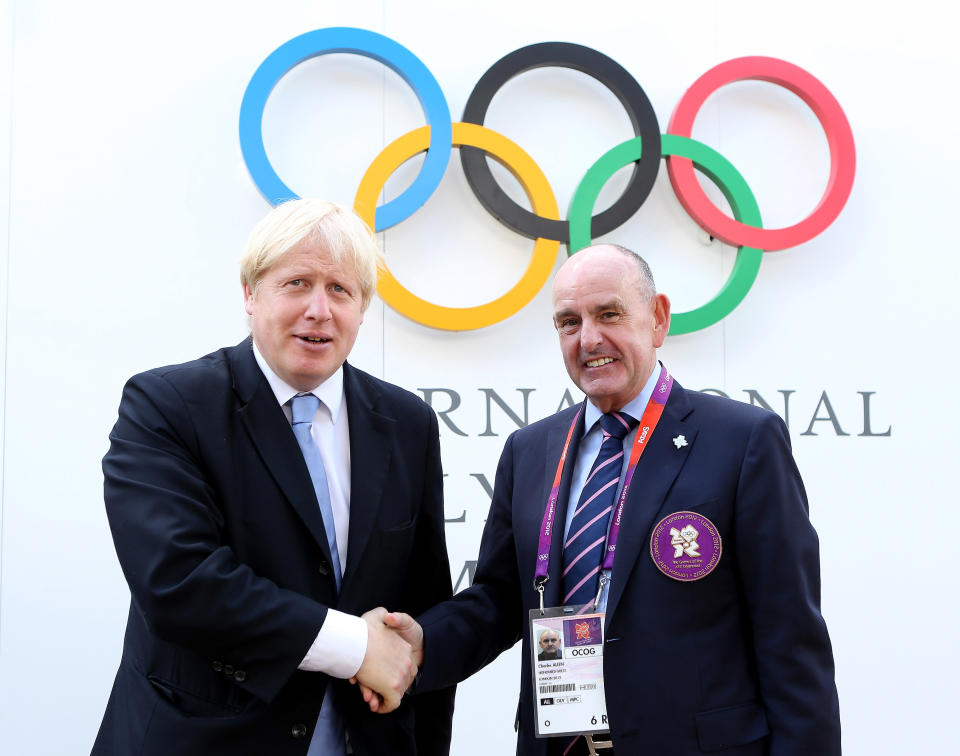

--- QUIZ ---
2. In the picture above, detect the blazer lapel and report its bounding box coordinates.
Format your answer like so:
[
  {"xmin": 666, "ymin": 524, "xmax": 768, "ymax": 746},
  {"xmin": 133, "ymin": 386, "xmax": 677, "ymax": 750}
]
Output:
[
  {"xmin": 605, "ymin": 381, "xmax": 698, "ymax": 621},
  {"xmin": 541, "ymin": 405, "xmax": 587, "ymax": 609},
  {"xmin": 341, "ymin": 363, "xmax": 394, "ymax": 591},
  {"xmin": 230, "ymin": 339, "xmax": 333, "ymax": 563}
]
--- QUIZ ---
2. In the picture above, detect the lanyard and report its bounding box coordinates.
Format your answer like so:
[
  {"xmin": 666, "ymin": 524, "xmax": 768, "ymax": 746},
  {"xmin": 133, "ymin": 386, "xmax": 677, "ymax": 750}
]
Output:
[{"xmin": 533, "ymin": 366, "xmax": 675, "ymax": 602}]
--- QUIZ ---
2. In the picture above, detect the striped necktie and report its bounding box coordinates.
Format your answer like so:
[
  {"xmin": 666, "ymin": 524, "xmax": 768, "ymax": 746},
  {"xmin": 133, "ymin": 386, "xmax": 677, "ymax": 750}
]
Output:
[{"xmin": 562, "ymin": 411, "xmax": 637, "ymax": 609}]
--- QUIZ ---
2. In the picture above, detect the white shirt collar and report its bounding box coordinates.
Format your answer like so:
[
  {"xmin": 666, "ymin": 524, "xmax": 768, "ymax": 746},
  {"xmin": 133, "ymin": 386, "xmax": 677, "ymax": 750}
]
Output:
[
  {"xmin": 251, "ymin": 339, "xmax": 345, "ymax": 423},
  {"xmin": 583, "ymin": 361, "xmax": 663, "ymax": 436}
]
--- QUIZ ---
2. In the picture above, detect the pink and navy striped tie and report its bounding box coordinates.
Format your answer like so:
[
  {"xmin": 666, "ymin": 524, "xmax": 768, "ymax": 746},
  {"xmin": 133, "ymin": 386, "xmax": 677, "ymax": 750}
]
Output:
[{"xmin": 562, "ymin": 411, "xmax": 637, "ymax": 609}]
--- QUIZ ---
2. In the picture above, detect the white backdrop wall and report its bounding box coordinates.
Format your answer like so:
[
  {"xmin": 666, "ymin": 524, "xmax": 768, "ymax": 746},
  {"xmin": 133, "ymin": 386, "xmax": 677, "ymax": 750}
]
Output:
[{"xmin": 1, "ymin": 1, "xmax": 957, "ymax": 753}]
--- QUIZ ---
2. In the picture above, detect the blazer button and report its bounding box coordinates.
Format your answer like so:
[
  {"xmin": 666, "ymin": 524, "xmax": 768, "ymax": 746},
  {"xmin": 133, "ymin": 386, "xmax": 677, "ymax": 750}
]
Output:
[
  {"xmin": 234, "ymin": 669, "xmax": 246, "ymax": 682},
  {"xmin": 291, "ymin": 723, "xmax": 308, "ymax": 739},
  {"xmin": 212, "ymin": 660, "xmax": 223, "ymax": 672},
  {"xmin": 223, "ymin": 665, "xmax": 235, "ymax": 676},
  {"xmin": 317, "ymin": 562, "xmax": 330, "ymax": 576}
]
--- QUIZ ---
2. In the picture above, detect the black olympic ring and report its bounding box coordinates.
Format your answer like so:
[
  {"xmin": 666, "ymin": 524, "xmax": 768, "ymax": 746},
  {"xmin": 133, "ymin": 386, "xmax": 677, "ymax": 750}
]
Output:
[{"xmin": 460, "ymin": 42, "xmax": 662, "ymax": 244}]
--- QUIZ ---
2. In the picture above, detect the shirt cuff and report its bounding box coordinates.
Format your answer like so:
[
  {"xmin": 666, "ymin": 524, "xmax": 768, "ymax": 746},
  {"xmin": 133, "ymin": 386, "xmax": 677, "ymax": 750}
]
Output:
[{"xmin": 297, "ymin": 609, "xmax": 368, "ymax": 678}]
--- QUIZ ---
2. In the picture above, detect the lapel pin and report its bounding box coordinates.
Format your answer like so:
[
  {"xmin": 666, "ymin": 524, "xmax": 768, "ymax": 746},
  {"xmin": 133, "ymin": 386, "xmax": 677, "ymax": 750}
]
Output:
[{"xmin": 673, "ymin": 434, "xmax": 687, "ymax": 449}]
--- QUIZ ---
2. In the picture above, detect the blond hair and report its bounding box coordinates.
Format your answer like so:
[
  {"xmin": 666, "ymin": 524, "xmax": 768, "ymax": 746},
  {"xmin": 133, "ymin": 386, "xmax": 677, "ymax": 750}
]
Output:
[{"xmin": 240, "ymin": 199, "xmax": 381, "ymax": 310}]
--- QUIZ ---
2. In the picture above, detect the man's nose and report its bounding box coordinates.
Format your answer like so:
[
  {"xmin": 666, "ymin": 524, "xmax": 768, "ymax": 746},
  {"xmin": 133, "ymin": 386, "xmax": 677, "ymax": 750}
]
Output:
[
  {"xmin": 580, "ymin": 318, "xmax": 603, "ymax": 350},
  {"xmin": 305, "ymin": 289, "xmax": 332, "ymax": 320}
]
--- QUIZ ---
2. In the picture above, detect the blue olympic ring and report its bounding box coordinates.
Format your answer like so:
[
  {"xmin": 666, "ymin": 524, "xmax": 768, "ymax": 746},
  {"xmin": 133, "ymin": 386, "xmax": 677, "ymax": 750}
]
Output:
[{"xmin": 238, "ymin": 27, "xmax": 452, "ymax": 231}]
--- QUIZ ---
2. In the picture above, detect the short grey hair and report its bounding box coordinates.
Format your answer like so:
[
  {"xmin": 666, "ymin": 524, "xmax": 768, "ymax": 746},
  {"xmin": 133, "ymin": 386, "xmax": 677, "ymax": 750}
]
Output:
[{"xmin": 604, "ymin": 243, "xmax": 656, "ymax": 301}]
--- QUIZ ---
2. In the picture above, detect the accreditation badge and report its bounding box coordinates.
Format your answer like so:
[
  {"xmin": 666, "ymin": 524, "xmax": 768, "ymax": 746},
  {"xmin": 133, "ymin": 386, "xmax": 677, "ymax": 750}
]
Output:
[{"xmin": 529, "ymin": 607, "xmax": 608, "ymax": 738}]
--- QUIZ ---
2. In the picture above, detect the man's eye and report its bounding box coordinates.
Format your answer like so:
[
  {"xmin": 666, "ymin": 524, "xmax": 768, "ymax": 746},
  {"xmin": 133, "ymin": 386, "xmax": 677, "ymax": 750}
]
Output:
[
  {"xmin": 331, "ymin": 284, "xmax": 345, "ymax": 293},
  {"xmin": 287, "ymin": 279, "xmax": 304, "ymax": 287}
]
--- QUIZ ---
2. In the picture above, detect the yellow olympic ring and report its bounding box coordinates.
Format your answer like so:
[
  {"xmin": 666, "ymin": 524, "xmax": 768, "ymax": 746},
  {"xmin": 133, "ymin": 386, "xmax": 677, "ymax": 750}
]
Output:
[{"xmin": 354, "ymin": 122, "xmax": 560, "ymax": 331}]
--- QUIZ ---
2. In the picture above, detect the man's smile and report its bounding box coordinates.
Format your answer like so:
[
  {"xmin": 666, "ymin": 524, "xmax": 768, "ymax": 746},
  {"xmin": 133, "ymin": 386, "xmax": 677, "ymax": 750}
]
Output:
[{"xmin": 585, "ymin": 356, "xmax": 616, "ymax": 368}]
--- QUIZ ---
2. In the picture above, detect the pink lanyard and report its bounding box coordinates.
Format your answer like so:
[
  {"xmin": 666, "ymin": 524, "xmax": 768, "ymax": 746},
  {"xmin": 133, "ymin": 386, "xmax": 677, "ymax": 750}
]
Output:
[{"xmin": 533, "ymin": 367, "xmax": 675, "ymax": 603}]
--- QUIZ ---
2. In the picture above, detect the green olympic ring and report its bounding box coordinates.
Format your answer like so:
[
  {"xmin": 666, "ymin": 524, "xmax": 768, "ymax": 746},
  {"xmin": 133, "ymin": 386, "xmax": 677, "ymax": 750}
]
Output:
[{"xmin": 569, "ymin": 134, "xmax": 763, "ymax": 335}]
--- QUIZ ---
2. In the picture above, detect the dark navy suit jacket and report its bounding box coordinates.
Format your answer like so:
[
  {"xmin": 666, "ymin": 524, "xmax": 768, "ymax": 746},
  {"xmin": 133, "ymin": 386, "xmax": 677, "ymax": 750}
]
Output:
[
  {"xmin": 93, "ymin": 339, "xmax": 454, "ymax": 755},
  {"xmin": 417, "ymin": 379, "xmax": 839, "ymax": 755}
]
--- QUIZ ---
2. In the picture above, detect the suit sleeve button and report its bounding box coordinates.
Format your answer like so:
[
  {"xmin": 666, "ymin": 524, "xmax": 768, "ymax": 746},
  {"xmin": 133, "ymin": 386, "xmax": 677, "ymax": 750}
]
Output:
[
  {"xmin": 212, "ymin": 660, "xmax": 223, "ymax": 672},
  {"xmin": 291, "ymin": 723, "xmax": 308, "ymax": 739},
  {"xmin": 234, "ymin": 669, "xmax": 246, "ymax": 682},
  {"xmin": 223, "ymin": 665, "xmax": 234, "ymax": 676}
]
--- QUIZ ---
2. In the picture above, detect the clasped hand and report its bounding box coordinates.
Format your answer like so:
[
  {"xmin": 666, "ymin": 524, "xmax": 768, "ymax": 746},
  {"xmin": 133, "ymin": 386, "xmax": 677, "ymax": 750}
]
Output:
[{"xmin": 351, "ymin": 608, "xmax": 423, "ymax": 714}]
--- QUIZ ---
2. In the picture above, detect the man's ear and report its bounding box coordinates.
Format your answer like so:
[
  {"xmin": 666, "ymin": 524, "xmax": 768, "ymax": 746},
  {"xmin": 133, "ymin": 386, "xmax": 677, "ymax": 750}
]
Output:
[
  {"xmin": 652, "ymin": 293, "xmax": 671, "ymax": 347},
  {"xmin": 243, "ymin": 282, "xmax": 255, "ymax": 316}
]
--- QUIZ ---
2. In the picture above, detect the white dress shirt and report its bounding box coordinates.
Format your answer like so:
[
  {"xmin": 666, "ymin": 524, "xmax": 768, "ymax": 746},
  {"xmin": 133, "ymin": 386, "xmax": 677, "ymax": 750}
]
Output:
[{"xmin": 252, "ymin": 343, "xmax": 366, "ymax": 753}]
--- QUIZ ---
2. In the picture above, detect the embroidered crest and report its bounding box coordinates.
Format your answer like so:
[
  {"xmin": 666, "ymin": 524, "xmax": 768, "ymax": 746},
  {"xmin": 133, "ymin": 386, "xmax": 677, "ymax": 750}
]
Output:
[{"xmin": 650, "ymin": 511, "xmax": 722, "ymax": 582}]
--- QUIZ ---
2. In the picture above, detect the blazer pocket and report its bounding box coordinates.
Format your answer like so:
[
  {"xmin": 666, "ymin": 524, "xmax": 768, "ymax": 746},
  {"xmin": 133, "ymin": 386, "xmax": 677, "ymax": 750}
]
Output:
[
  {"xmin": 379, "ymin": 514, "xmax": 417, "ymax": 533},
  {"xmin": 666, "ymin": 497, "xmax": 722, "ymax": 518},
  {"xmin": 147, "ymin": 675, "xmax": 245, "ymax": 718},
  {"xmin": 695, "ymin": 701, "xmax": 769, "ymax": 752}
]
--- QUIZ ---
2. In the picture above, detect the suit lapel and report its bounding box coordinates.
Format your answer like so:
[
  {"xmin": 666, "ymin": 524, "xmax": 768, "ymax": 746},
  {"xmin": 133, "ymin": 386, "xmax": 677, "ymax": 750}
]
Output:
[
  {"xmin": 341, "ymin": 363, "xmax": 394, "ymax": 591},
  {"xmin": 230, "ymin": 339, "xmax": 333, "ymax": 562},
  {"xmin": 541, "ymin": 405, "xmax": 587, "ymax": 609},
  {"xmin": 605, "ymin": 381, "xmax": 698, "ymax": 621}
]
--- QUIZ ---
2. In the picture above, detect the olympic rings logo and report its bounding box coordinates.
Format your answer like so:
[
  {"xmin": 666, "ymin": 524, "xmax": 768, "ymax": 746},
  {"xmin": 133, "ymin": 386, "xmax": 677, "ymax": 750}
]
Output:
[{"xmin": 239, "ymin": 28, "xmax": 855, "ymax": 333}]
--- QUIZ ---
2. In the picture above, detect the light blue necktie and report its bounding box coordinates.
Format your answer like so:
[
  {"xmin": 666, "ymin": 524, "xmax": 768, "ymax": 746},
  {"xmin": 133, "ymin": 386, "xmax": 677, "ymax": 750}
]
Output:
[
  {"xmin": 291, "ymin": 392, "xmax": 342, "ymax": 588},
  {"xmin": 291, "ymin": 393, "xmax": 346, "ymax": 756}
]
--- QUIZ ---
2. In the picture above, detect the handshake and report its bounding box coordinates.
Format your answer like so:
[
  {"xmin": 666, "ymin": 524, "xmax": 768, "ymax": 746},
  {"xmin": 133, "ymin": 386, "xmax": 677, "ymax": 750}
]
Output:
[{"xmin": 351, "ymin": 608, "xmax": 424, "ymax": 713}]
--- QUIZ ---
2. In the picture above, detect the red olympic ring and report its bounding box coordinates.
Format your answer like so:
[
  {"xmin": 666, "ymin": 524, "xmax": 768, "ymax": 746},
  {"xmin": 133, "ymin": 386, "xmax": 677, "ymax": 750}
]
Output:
[{"xmin": 666, "ymin": 56, "xmax": 855, "ymax": 251}]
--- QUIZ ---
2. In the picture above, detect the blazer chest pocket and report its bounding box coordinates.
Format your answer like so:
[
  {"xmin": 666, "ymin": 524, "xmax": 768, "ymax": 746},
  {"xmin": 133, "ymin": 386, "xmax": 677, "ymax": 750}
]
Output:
[
  {"xmin": 658, "ymin": 497, "xmax": 732, "ymax": 543},
  {"xmin": 371, "ymin": 516, "xmax": 418, "ymax": 570},
  {"xmin": 379, "ymin": 512, "xmax": 417, "ymax": 533}
]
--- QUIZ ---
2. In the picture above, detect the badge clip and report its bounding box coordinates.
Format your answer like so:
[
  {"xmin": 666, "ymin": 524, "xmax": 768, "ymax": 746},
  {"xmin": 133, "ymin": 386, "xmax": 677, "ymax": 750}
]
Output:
[
  {"xmin": 534, "ymin": 577, "xmax": 548, "ymax": 615},
  {"xmin": 594, "ymin": 574, "xmax": 607, "ymax": 611}
]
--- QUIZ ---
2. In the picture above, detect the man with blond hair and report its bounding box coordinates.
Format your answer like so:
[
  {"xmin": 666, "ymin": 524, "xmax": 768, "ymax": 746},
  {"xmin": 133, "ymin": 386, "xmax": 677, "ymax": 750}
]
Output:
[{"xmin": 94, "ymin": 199, "xmax": 454, "ymax": 755}]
